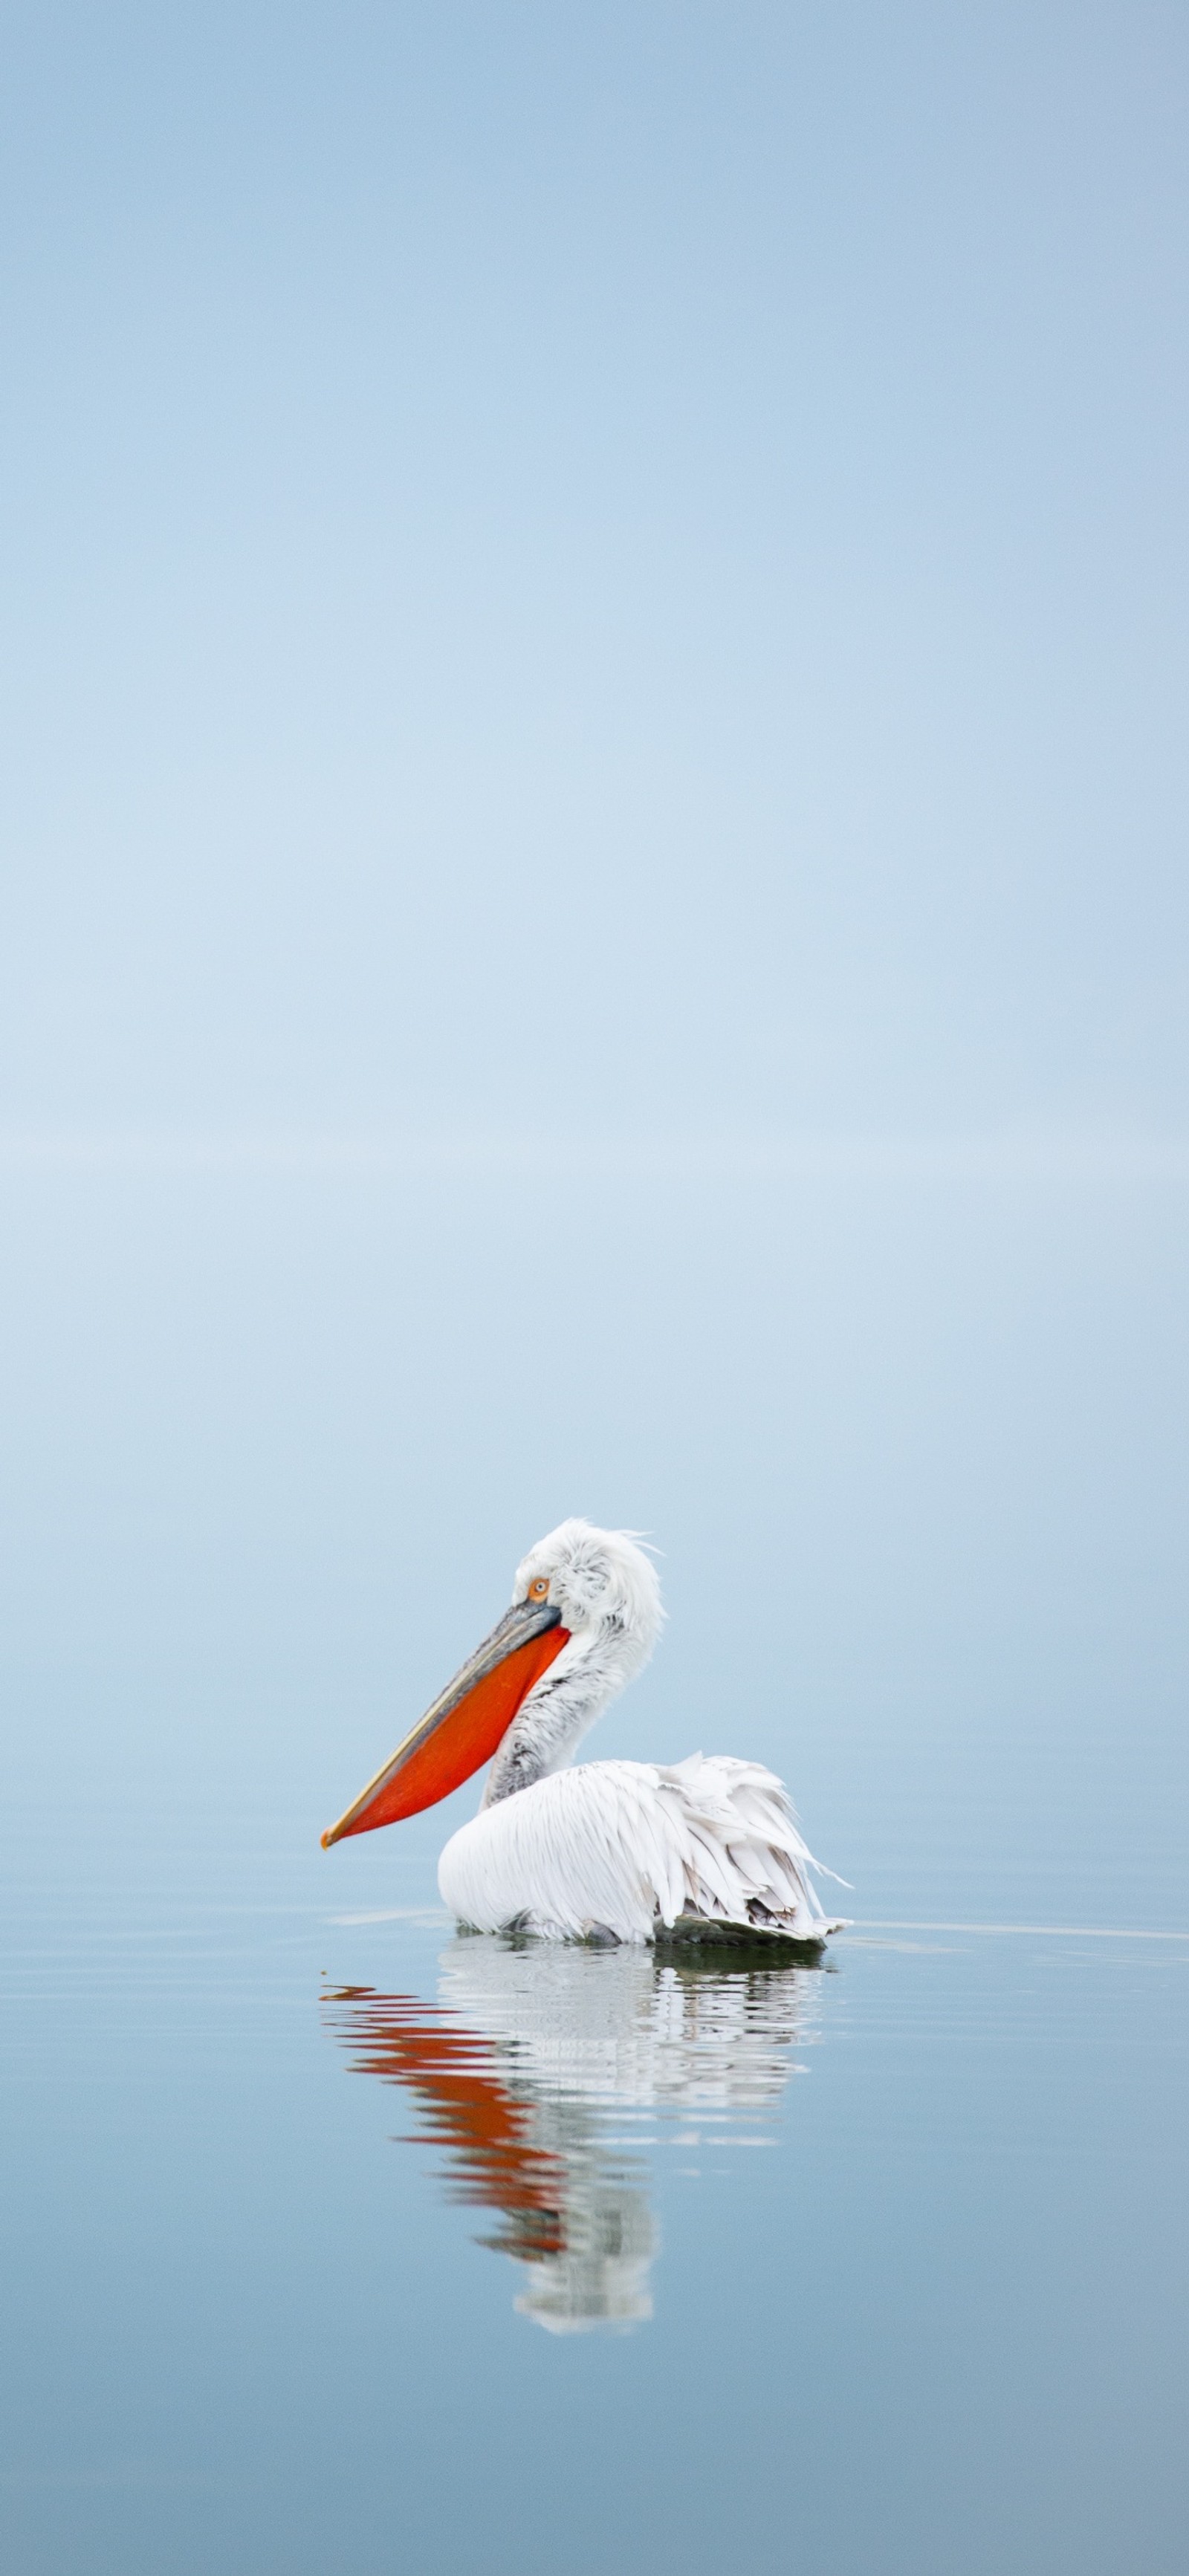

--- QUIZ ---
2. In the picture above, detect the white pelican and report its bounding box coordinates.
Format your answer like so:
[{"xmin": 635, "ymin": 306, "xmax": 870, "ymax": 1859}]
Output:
[{"xmin": 322, "ymin": 1519, "xmax": 846, "ymax": 1947}]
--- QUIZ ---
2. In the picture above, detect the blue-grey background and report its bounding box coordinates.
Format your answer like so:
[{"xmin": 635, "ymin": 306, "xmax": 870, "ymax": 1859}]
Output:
[
  {"xmin": 1, "ymin": 8, "xmax": 1187, "ymax": 2572},
  {"xmin": 1, "ymin": 0, "xmax": 1185, "ymax": 1918}
]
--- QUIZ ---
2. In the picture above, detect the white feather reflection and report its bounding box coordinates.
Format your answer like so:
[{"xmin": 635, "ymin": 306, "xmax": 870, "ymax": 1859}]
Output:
[{"xmin": 325, "ymin": 1937, "xmax": 827, "ymax": 2333}]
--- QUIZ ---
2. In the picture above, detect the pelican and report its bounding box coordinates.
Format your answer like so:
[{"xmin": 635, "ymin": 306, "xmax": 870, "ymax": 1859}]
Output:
[{"xmin": 321, "ymin": 1519, "xmax": 846, "ymax": 1946}]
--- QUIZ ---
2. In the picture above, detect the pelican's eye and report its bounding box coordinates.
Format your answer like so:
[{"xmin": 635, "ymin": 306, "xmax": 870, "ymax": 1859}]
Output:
[{"xmin": 528, "ymin": 1577, "xmax": 550, "ymax": 1602}]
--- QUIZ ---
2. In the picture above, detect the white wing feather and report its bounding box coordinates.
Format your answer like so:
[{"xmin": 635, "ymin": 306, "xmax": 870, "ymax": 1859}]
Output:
[{"xmin": 438, "ymin": 1756, "xmax": 846, "ymax": 1944}]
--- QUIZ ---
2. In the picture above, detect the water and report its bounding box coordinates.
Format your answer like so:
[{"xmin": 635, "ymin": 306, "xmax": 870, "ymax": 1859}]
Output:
[{"xmin": 4, "ymin": 1857, "xmax": 1186, "ymax": 2576}]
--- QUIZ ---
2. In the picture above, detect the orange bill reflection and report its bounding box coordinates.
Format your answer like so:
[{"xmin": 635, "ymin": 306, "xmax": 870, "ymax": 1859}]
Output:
[{"xmin": 323, "ymin": 1985, "xmax": 567, "ymax": 2262}]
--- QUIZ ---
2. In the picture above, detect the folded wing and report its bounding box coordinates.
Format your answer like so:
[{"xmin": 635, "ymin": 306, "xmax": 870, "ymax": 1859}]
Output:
[{"xmin": 438, "ymin": 1754, "xmax": 847, "ymax": 1944}]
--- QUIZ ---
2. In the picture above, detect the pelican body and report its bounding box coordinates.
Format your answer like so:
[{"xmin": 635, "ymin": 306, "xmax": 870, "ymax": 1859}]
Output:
[{"xmin": 323, "ymin": 1520, "xmax": 844, "ymax": 1947}]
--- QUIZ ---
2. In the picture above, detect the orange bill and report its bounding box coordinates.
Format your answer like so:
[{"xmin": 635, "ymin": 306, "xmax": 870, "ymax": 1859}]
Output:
[{"xmin": 320, "ymin": 1597, "xmax": 570, "ymax": 1846}]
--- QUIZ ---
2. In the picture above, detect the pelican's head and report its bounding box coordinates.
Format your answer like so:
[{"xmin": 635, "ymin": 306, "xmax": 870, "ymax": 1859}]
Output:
[
  {"xmin": 511, "ymin": 1519, "xmax": 663, "ymax": 1685},
  {"xmin": 321, "ymin": 1519, "xmax": 664, "ymax": 1846}
]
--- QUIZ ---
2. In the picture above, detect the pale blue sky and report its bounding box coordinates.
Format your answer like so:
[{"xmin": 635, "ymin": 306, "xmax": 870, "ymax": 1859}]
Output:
[{"xmin": 1, "ymin": 0, "xmax": 1186, "ymax": 1152}]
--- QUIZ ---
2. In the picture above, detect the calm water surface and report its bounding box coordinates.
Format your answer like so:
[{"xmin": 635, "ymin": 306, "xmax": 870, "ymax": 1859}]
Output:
[{"xmin": 3, "ymin": 1851, "xmax": 1186, "ymax": 2576}]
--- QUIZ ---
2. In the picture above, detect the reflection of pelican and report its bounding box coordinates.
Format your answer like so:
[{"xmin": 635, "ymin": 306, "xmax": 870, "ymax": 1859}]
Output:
[
  {"xmin": 323, "ymin": 1522, "xmax": 845, "ymax": 1944},
  {"xmin": 325, "ymin": 1939, "xmax": 825, "ymax": 2331}
]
